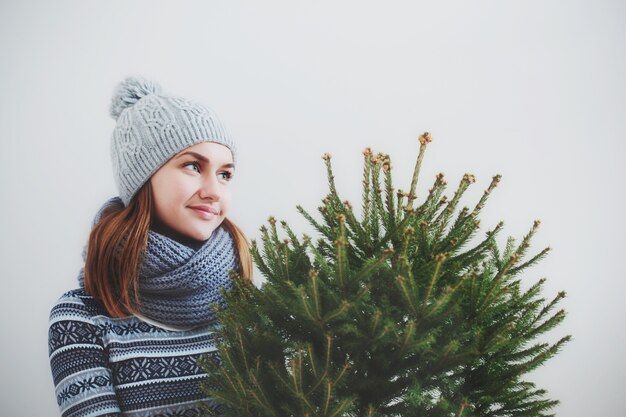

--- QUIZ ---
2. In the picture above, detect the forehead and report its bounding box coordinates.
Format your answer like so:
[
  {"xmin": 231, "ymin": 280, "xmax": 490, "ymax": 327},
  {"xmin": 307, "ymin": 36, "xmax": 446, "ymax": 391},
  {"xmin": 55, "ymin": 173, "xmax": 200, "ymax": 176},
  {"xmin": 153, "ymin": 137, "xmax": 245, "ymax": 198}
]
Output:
[{"xmin": 174, "ymin": 142, "xmax": 234, "ymax": 165}]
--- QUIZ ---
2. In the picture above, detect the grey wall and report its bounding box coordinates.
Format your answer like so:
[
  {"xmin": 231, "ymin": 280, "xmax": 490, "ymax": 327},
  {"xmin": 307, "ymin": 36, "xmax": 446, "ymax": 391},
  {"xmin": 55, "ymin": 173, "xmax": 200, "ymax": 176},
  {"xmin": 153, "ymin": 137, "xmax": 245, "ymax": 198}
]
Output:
[{"xmin": 1, "ymin": 1, "xmax": 623, "ymax": 416}]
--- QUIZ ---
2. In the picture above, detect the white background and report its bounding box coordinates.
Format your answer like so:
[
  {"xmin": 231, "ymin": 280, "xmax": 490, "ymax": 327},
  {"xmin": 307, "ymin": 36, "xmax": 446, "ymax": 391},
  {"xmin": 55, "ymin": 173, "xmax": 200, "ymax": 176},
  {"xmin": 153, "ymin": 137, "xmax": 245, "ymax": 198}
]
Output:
[{"xmin": 1, "ymin": 1, "xmax": 624, "ymax": 416}]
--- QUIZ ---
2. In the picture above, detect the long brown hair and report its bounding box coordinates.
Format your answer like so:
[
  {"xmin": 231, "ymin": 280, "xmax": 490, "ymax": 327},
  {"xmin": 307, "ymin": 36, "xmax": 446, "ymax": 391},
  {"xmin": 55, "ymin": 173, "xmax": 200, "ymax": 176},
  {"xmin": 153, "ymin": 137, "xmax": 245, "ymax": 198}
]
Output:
[{"xmin": 83, "ymin": 181, "xmax": 253, "ymax": 318}]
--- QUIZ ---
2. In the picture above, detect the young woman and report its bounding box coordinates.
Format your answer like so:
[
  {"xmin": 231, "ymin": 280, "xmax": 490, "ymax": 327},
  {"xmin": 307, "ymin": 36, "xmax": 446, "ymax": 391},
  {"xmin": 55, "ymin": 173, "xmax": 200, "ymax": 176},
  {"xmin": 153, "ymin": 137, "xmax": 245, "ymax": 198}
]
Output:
[{"xmin": 48, "ymin": 76, "xmax": 252, "ymax": 417}]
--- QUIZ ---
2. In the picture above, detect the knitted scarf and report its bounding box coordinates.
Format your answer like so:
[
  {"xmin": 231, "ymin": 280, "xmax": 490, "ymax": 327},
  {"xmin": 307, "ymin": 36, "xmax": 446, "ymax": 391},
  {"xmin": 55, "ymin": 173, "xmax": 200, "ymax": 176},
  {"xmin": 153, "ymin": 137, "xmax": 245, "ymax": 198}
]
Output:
[{"xmin": 78, "ymin": 196, "xmax": 238, "ymax": 329}]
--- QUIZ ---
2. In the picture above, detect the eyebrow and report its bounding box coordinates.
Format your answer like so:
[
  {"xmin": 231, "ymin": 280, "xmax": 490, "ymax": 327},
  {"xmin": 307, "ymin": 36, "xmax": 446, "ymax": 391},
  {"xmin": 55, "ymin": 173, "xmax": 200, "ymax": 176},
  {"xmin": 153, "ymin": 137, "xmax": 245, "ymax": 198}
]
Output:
[{"xmin": 175, "ymin": 151, "xmax": 235, "ymax": 169}]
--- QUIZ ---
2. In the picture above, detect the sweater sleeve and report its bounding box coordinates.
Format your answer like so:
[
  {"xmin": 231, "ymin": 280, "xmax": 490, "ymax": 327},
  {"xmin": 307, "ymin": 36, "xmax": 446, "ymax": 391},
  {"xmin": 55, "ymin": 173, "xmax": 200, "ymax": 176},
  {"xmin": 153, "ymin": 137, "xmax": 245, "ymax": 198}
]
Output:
[{"xmin": 48, "ymin": 291, "xmax": 122, "ymax": 417}]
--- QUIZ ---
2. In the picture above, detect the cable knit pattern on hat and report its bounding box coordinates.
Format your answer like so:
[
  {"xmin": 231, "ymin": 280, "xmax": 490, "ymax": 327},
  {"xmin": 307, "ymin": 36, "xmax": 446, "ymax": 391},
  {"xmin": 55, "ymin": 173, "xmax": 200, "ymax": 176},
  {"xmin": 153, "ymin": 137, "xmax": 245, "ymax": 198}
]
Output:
[{"xmin": 109, "ymin": 76, "xmax": 237, "ymax": 206}]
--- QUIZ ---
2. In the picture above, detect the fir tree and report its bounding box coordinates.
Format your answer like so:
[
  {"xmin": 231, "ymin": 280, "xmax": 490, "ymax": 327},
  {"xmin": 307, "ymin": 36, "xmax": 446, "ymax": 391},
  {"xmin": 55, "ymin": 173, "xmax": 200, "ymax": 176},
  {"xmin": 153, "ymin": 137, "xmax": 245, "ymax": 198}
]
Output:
[{"xmin": 199, "ymin": 133, "xmax": 571, "ymax": 417}]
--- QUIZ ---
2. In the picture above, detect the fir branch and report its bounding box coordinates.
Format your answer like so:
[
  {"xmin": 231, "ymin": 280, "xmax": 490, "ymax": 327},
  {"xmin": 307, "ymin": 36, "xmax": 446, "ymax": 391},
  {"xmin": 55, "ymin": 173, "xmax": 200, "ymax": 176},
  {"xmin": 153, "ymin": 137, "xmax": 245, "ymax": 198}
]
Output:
[
  {"xmin": 382, "ymin": 153, "xmax": 397, "ymax": 229},
  {"xmin": 508, "ymin": 246, "xmax": 551, "ymax": 276},
  {"xmin": 247, "ymin": 370, "xmax": 280, "ymax": 416},
  {"xmin": 395, "ymin": 275, "xmax": 419, "ymax": 317},
  {"xmin": 424, "ymin": 253, "xmax": 448, "ymax": 303},
  {"xmin": 250, "ymin": 239, "xmax": 274, "ymax": 281},
  {"xmin": 322, "ymin": 153, "xmax": 343, "ymax": 209},
  {"xmin": 322, "ymin": 300, "xmax": 351, "ymax": 323},
  {"xmin": 468, "ymin": 174, "xmax": 501, "ymax": 219},
  {"xmin": 425, "ymin": 272, "xmax": 469, "ymax": 319},
  {"xmin": 309, "ymin": 270, "xmax": 322, "ymax": 321},
  {"xmin": 512, "ymin": 220, "xmax": 542, "ymax": 265},
  {"xmin": 362, "ymin": 147, "xmax": 373, "ymax": 230},
  {"xmin": 420, "ymin": 179, "xmax": 449, "ymax": 227},
  {"xmin": 532, "ymin": 290, "xmax": 567, "ymax": 327},
  {"xmin": 297, "ymin": 204, "xmax": 333, "ymax": 240},
  {"xmin": 334, "ymin": 214, "xmax": 349, "ymax": 291},
  {"xmin": 478, "ymin": 252, "xmax": 520, "ymax": 314},
  {"xmin": 341, "ymin": 199, "xmax": 371, "ymax": 255},
  {"xmin": 525, "ymin": 308, "xmax": 567, "ymax": 340},
  {"xmin": 370, "ymin": 208, "xmax": 415, "ymax": 255},
  {"xmin": 352, "ymin": 250, "xmax": 393, "ymax": 286},
  {"xmin": 279, "ymin": 220, "xmax": 304, "ymax": 252},
  {"xmin": 448, "ymin": 206, "xmax": 471, "ymax": 241},
  {"xmin": 433, "ymin": 173, "xmax": 475, "ymax": 236},
  {"xmin": 258, "ymin": 225, "xmax": 278, "ymax": 269},
  {"xmin": 408, "ymin": 132, "xmax": 432, "ymax": 209},
  {"xmin": 305, "ymin": 238, "xmax": 334, "ymax": 278},
  {"xmin": 305, "ymin": 343, "xmax": 320, "ymax": 379},
  {"xmin": 298, "ymin": 285, "xmax": 321, "ymax": 325},
  {"xmin": 396, "ymin": 188, "xmax": 405, "ymax": 222},
  {"xmin": 442, "ymin": 222, "xmax": 503, "ymax": 278},
  {"xmin": 370, "ymin": 153, "xmax": 385, "ymax": 240}
]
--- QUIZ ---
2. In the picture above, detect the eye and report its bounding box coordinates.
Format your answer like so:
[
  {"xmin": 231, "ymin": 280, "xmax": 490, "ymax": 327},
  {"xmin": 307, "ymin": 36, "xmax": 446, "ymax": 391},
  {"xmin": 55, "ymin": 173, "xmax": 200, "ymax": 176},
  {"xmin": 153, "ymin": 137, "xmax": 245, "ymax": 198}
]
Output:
[
  {"xmin": 183, "ymin": 161, "xmax": 201, "ymax": 173},
  {"xmin": 219, "ymin": 171, "xmax": 234, "ymax": 181}
]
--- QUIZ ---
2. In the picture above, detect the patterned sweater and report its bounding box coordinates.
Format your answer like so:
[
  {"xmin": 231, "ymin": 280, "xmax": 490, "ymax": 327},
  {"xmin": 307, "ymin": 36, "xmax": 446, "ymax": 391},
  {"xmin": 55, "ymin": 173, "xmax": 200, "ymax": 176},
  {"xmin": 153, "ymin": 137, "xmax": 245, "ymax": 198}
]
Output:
[{"xmin": 48, "ymin": 289, "xmax": 224, "ymax": 417}]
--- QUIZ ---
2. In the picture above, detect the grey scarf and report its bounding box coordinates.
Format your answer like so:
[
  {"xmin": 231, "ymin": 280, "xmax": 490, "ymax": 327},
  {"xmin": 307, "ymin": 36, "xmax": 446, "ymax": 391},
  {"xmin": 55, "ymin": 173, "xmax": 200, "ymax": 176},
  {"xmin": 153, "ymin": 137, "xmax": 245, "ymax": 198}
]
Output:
[{"xmin": 78, "ymin": 196, "xmax": 238, "ymax": 328}]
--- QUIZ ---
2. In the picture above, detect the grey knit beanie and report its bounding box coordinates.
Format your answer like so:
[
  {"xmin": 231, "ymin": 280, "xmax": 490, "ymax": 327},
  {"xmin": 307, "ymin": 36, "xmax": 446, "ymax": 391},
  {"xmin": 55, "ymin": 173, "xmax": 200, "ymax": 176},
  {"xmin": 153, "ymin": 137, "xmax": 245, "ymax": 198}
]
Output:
[{"xmin": 109, "ymin": 75, "xmax": 237, "ymax": 206}]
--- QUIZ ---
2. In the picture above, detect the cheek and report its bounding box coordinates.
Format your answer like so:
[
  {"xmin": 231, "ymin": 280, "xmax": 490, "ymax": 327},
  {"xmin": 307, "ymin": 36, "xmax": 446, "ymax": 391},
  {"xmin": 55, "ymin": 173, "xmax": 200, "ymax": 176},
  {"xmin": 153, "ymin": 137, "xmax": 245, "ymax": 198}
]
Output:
[
  {"xmin": 220, "ymin": 191, "xmax": 232, "ymax": 216},
  {"xmin": 151, "ymin": 177, "xmax": 187, "ymax": 216}
]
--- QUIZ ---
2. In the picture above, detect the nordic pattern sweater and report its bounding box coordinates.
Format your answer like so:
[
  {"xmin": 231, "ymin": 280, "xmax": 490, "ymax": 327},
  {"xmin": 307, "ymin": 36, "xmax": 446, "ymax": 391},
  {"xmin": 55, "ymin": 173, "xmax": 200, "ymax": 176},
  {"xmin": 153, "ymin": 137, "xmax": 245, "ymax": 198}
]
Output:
[{"xmin": 48, "ymin": 289, "xmax": 223, "ymax": 417}]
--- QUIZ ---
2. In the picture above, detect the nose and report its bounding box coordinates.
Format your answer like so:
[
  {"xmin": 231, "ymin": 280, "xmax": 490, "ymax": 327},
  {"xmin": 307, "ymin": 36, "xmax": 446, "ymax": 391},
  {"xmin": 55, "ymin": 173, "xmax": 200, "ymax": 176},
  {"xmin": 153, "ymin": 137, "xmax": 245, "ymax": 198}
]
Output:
[{"xmin": 198, "ymin": 174, "xmax": 220, "ymax": 201}]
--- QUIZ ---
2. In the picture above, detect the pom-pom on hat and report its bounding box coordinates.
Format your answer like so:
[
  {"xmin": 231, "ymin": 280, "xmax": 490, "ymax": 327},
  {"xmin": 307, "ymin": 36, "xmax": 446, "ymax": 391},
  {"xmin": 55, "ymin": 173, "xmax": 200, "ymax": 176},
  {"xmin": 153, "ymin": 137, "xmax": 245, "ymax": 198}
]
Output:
[{"xmin": 109, "ymin": 75, "xmax": 237, "ymax": 206}]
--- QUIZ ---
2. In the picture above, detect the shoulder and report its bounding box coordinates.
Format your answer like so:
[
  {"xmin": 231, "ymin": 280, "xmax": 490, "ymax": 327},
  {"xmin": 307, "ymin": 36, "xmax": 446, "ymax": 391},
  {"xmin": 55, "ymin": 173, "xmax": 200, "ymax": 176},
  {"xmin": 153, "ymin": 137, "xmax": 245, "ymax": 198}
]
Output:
[
  {"xmin": 48, "ymin": 288, "xmax": 109, "ymax": 325},
  {"xmin": 48, "ymin": 289, "xmax": 111, "ymax": 357}
]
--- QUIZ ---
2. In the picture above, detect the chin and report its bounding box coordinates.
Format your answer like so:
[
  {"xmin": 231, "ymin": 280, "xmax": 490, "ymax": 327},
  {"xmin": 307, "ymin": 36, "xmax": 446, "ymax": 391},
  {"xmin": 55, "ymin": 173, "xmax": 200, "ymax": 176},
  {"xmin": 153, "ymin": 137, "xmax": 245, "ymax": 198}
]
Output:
[{"xmin": 192, "ymin": 227, "xmax": 219, "ymax": 241}]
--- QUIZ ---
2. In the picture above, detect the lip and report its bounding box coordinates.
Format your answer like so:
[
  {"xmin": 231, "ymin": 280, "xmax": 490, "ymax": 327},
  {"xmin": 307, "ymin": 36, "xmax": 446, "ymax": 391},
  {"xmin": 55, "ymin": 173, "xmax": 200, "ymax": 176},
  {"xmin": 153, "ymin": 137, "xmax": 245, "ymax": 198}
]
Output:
[
  {"xmin": 189, "ymin": 205, "xmax": 218, "ymax": 214},
  {"xmin": 189, "ymin": 205, "xmax": 219, "ymax": 219}
]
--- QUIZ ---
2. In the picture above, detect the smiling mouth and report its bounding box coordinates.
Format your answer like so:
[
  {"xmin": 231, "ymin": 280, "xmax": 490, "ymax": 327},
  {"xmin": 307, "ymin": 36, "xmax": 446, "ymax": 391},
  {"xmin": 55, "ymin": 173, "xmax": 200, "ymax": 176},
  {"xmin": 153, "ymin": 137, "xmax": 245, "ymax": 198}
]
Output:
[
  {"xmin": 189, "ymin": 205, "xmax": 218, "ymax": 214},
  {"xmin": 190, "ymin": 207, "xmax": 218, "ymax": 219}
]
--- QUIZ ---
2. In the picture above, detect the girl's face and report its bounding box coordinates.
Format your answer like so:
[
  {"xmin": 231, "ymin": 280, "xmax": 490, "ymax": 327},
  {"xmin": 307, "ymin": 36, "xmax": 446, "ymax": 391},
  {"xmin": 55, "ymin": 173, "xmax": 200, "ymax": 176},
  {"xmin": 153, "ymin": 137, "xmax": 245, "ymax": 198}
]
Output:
[{"xmin": 149, "ymin": 141, "xmax": 234, "ymax": 246}]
